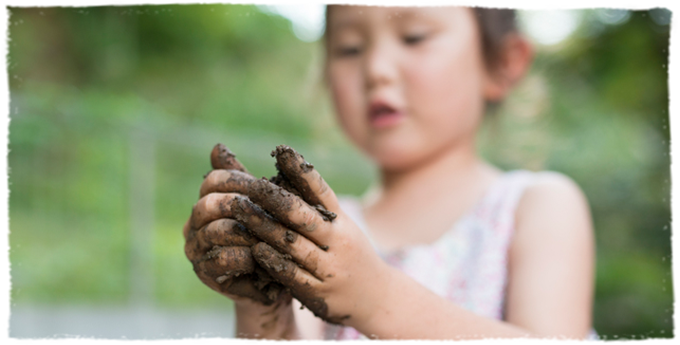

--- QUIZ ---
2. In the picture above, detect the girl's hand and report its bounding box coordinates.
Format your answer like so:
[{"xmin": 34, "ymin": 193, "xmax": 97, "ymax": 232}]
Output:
[
  {"xmin": 184, "ymin": 144, "xmax": 285, "ymax": 306},
  {"xmin": 230, "ymin": 146, "xmax": 393, "ymax": 328}
]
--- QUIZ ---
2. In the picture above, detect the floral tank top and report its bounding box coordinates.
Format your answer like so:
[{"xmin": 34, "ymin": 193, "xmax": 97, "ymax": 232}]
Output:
[{"xmin": 323, "ymin": 170, "xmax": 597, "ymax": 340}]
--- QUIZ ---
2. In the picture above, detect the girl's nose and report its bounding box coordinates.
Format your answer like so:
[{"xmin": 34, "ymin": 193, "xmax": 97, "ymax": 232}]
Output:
[{"xmin": 363, "ymin": 41, "xmax": 399, "ymax": 91}]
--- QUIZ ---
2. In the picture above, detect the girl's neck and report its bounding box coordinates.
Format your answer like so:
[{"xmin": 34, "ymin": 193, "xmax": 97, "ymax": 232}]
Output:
[
  {"xmin": 362, "ymin": 138, "xmax": 501, "ymax": 250},
  {"xmin": 377, "ymin": 140, "xmax": 490, "ymax": 201}
]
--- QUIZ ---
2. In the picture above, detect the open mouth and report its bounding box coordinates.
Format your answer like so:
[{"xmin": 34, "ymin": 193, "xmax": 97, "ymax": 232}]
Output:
[{"xmin": 369, "ymin": 102, "xmax": 404, "ymax": 129}]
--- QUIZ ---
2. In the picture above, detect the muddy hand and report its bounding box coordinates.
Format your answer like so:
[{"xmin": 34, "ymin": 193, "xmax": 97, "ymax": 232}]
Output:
[
  {"xmin": 184, "ymin": 144, "xmax": 285, "ymax": 305},
  {"xmin": 231, "ymin": 148, "xmax": 391, "ymax": 328}
]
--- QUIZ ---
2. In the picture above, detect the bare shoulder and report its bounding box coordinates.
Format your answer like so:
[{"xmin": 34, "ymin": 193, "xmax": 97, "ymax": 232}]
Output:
[
  {"xmin": 516, "ymin": 171, "xmax": 591, "ymax": 228},
  {"xmin": 512, "ymin": 170, "xmax": 594, "ymax": 259}
]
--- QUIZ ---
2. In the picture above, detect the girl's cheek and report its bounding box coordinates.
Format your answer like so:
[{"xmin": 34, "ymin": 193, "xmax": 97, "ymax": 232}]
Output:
[{"xmin": 406, "ymin": 34, "xmax": 485, "ymax": 134}]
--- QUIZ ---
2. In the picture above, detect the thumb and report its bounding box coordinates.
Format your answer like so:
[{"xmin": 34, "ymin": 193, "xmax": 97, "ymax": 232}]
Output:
[{"xmin": 271, "ymin": 145, "xmax": 340, "ymax": 215}]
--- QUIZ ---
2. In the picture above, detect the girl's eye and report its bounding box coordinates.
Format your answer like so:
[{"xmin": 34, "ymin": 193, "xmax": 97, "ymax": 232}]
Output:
[
  {"xmin": 403, "ymin": 34, "xmax": 427, "ymax": 45},
  {"xmin": 335, "ymin": 46, "xmax": 362, "ymax": 57}
]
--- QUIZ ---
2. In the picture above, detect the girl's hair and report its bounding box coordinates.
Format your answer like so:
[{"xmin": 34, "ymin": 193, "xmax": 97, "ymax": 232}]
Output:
[
  {"xmin": 324, "ymin": 6, "xmax": 518, "ymax": 72},
  {"xmin": 472, "ymin": 8, "xmax": 517, "ymax": 69}
]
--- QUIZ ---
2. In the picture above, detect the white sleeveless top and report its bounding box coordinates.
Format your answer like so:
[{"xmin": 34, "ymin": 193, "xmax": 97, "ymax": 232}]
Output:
[{"xmin": 324, "ymin": 170, "xmax": 597, "ymax": 340}]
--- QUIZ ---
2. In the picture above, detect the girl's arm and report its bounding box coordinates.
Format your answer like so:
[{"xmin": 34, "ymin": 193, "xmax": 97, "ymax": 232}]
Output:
[
  {"xmin": 505, "ymin": 172, "xmax": 595, "ymax": 337},
  {"xmin": 292, "ymin": 299, "xmax": 327, "ymax": 339},
  {"xmin": 354, "ymin": 172, "xmax": 594, "ymax": 339}
]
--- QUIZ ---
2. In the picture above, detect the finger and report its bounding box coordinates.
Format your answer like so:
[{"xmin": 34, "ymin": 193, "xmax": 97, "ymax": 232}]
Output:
[
  {"xmin": 211, "ymin": 143, "xmax": 248, "ymax": 173},
  {"xmin": 190, "ymin": 193, "xmax": 240, "ymax": 230},
  {"xmin": 193, "ymin": 267, "xmax": 278, "ymax": 306},
  {"xmin": 197, "ymin": 259, "xmax": 286, "ymax": 306},
  {"xmin": 200, "ymin": 218, "xmax": 259, "ymax": 248},
  {"xmin": 231, "ymin": 196, "xmax": 329, "ymax": 279},
  {"xmin": 251, "ymin": 242, "xmax": 333, "ymax": 322},
  {"xmin": 271, "ymin": 145, "xmax": 340, "ymax": 217},
  {"xmin": 186, "ymin": 218, "xmax": 259, "ymax": 261},
  {"xmin": 200, "ymin": 169, "xmax": 256, "ymax": 198},
  {"xmin": 247, "ymin": 178, "xmax": 332, "ymax": 242},
  {"xmin": 196, "ymin": 246, "xmax": 256, "ymax": 280},
  {"xmin": 183, "ymin": 219, "xmax": 192, "ymax": 240},
  {"xmin": 251, "ymin": 242, "xmax": 321, "ymax": 291},
  {"xmin": 223, "ymin": 275, "xmax": 284, "ymax": 306}
]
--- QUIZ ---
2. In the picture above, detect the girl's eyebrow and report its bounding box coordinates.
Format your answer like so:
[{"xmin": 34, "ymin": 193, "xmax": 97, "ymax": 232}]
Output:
[
  {"xmin": 329, "ymin": 19, "xmax": 360, "ymax": 33},
  {"xmin": 328, "ymin": 7, "xmax": 432, "ymax": 34},
  {"xmin": 392, "ymin": 8, "xmax": 435, "ymax": 23}
]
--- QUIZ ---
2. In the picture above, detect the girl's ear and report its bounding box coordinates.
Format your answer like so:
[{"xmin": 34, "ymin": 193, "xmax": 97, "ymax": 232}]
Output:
[{"xmin": 483, "ymin": 33, "xmax": 534, "ymax": 102}]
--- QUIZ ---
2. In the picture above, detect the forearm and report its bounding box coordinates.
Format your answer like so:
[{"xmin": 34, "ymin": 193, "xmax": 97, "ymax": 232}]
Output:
[
  {"xmin": 234, "ymin": 299, "xmax": 300, "ymax": 339},
  {"xmin": 350, "ymin": 266, "xmax": 533, "ymax": 340}
]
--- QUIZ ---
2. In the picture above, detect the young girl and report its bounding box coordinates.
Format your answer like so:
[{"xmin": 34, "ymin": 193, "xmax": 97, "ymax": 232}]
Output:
[{"xmin": 183, "ymin": 5, "xmax": 595, "ymax": 340}]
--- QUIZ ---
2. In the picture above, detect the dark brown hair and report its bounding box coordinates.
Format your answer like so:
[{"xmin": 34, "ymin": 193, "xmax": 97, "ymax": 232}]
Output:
[
  {"xmin": 324, "ymin": 6, "xmax": 518, "ymax": 71},
  {"xmin": 472, "ymin": 8, "xmax": 517, "ymax": 69}
]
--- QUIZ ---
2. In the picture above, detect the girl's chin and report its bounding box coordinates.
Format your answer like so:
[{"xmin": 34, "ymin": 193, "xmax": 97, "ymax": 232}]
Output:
[
  {"xmin": 367, "ymin": 145, "xmax": 424, "ymax": 173},
  {"xmin": 356, "ymin": 131, "xmax": 437, "ymax": 172}
]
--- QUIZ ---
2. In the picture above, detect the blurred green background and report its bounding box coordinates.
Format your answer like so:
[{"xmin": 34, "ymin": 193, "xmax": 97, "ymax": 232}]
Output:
[{"xmin": 7, "ymin": 4, "xmax": 672, "ymax": 339}]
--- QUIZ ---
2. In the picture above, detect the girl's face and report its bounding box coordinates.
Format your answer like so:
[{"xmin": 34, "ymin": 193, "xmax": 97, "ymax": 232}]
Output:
[{"xmin": 326, "ymin": 7, "xmax": 492, "ymax": 172}]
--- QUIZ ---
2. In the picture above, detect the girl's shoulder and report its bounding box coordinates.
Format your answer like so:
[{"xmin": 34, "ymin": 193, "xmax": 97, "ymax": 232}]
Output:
[
  {"xmin": 514, "ymin": 170, "xmax": 591, "ymax": 223},
  {"xmin": 490, "ymin": 169, "xmax": 587, "ymax": 205},
  {"xmin": 509, "ymin": 169, "xmax": 594, "ymax": 265},
  {"xmin": 521, "ymin": 170, "xmax": 584, "ymax": 191},
  {"xmin": 453, "ymin": 169, "xmax": 570, "ymax": 221},
  {"xmin": 487, "ymin": 170, "xmax": 590, "ymax": 234}
]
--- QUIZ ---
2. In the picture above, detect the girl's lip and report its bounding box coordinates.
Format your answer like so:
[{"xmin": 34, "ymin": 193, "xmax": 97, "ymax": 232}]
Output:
[{"xmin": 368, "ymin": 100, "xmax": 405, "ymax": 129}]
